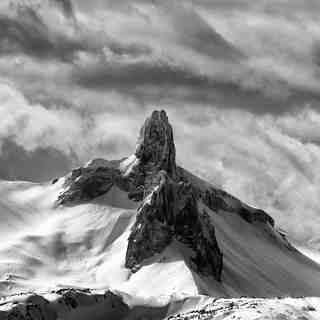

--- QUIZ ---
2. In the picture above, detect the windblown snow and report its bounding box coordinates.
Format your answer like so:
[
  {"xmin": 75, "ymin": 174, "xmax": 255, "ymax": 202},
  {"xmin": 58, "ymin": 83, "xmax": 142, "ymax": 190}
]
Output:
[
  {"xmin": 0, "ymin": 170, "xmax": 318, "ymax": 319},
  {"xmin": 0, "ymin": 110, "xmax": 319, "ymax": 319}
]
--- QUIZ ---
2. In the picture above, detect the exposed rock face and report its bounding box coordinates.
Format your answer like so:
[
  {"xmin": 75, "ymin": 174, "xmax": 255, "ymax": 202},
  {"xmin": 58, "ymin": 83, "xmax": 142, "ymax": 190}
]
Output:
[
  {"xmin": 0, "ymin": 289, "xmax": 132, "ymax": 320},
  {"xmin": 125, "ymin": 171, "xmax": 223, "ymax": 280},
  {"xmin": 123, "ymin": 111, "xmax": 222, "ymax": 280},
  {"xmin": 201, "ymin": 186, "xmax": 275, "ymax": 227},
  {"xmin": 135, "ymin": 110, "xmax": 177, "ymax": 180},
  {"xmin": 57, "ymin": 162, "xmax": 122, "ymax": 204},
  {"xmin": 165, "ymin": 297, "xmax": 320, "ymax": 320},
  {"xmin": 56, "ymin": 109, "xmax": 277, "ymax": 282}
]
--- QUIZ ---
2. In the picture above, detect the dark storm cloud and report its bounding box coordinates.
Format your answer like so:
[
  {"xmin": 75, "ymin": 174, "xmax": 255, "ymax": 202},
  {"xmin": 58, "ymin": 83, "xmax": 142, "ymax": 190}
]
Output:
[
  {"xmin": 49, "ymin": 0, "xmax": 74, "ymax": 17},
  {"xmin": 0, "ymin": 2, "xmax": 155, "ymax": 66},
  {"xmin": 2, "ymin": 0, "xmax": 319, "ymax": 111},
  {"xmin": 0, "ymin": 6, "xmax": 83, "ymax": 61},
  {"xmin": 73, "ymin": 59, "xmax": 312, "ymax": 115},
  {"xmin": 160, "ymin": 3, "xmax": 243, "ymax": 60},
  {"xmin": 73, "ymin": 59, "xmax": 210, "ymax": 89},
  {"xmin": 106, "ymin": 41, "xmax": 152, "ymax": 58},
  {"xmin": 0, "ymin": 139, "xmax": 73, "ymax": 182},
  {"xmin": 66, "ymin": 1, "xmax": 320, "ymax": 114}
]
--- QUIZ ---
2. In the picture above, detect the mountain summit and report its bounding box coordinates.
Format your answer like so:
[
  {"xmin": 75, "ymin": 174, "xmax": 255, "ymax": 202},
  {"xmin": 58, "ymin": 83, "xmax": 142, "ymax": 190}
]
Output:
[
  {"xmin": 59, "ymin": 110, "xmax": 224, "ymax": 280},
  {"xmin": 0, "ymin": 110, "xmax": 320, "ymax": 319},
  {"xmin": 55, "ymin": 110, "xmax": 319, "ymax": 289},
  {"xmin": 135, "ymin": 110, "xmax": 177, "ymax": 179}
]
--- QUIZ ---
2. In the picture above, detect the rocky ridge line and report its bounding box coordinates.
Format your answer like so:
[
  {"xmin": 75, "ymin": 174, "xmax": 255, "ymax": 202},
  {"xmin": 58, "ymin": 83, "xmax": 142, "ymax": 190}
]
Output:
[
  {"xmin": 0, "ymin": 288, "xmax": 168, "ymax": 320},
  {"xmin": 56, "ymin": 110, "xmax": 276, "ymax": 281},
  {"xmin": 125, "ymin": 170, "xmax": 223, "ymax": 279}
]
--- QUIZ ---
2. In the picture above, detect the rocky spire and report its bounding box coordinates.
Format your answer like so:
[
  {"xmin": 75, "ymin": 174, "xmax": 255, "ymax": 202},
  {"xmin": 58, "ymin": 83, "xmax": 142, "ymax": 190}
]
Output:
[
  {"xmin": 57, "ymin": 109, "xmax": 224, "ymax": 281},
  {"xmin": 135, "ymin": 110, "xmax": 177, "ymax": 179},
  {"xmin": 125, "ymin": 111, "xmax": 223, "ymax": 281}
]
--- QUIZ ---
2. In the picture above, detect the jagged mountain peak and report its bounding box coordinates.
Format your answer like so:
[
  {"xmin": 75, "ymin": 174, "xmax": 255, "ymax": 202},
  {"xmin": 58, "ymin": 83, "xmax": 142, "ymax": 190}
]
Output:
[
  {"xmin": 125, "ymin": 169, "xmax": 223, "ymax": 279},
  {"xmin": 54, "ymin": 109, "xmax": 320, "ymax": 292},
  {"xmin": 56, "ymin": 110, "xmax": 223, "ymax": 280},
  {"xmin": 135, "ymin": 110, "xmax": 177, "ymax": 179},
  {"xmin": 0, "ymin": 108, "xmax": 319, "ymax": 320}
]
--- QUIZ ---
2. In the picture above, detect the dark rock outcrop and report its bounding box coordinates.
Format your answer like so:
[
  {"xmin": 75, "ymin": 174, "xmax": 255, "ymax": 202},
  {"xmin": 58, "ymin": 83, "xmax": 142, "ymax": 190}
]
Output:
[
  {"xmin": 135, "ymin": 110, "xmax": 177, "ymax": 180},
  {"xmin": 0, "ymin": 289, "xmax": 130, "ymax": 320},
  {"xmin": 56, "ymin": 109, "xmax": 277, "ymax": 282},
  {"xmin": 200, "ymin": 186, "xmax": 274, "ymax": 227},
  {"xmin": 177, "ymin": 168, "xmax": 275, "ymax": 227},
  {"xmin": 125, "ymin": 171, "xmax": 223, "ymax": 280},
  {"xmin": 57, "ymin": 164, "xmax": 121, "ymax": 204},
  {"xmin": 57, "ymin": 110, "xmax": 177, "ymax": 204}
]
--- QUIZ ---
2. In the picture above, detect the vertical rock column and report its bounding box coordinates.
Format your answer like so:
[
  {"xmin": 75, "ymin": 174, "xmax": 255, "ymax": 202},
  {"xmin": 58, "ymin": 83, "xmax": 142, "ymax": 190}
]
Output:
[{"xmin": 125, "ymin": 110, "xmax": 223, "ymax": 281}]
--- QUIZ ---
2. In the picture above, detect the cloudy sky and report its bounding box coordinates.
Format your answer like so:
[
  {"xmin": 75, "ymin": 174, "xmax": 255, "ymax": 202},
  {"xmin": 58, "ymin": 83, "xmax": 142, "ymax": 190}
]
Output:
[{"xmin": 1, "ymin": 0, "xmax": 320, "ymax": 246}]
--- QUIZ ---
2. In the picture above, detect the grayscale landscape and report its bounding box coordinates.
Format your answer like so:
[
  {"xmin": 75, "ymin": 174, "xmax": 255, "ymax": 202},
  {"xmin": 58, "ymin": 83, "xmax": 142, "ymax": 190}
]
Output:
[{"xmin": 0, "ymin": 1, "xmax": 319, "ymax": 319}]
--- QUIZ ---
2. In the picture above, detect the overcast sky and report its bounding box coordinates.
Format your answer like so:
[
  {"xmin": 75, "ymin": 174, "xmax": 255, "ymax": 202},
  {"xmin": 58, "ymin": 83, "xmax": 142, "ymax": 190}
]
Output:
[{"xmin": 1, "ymin": 0, "xmax": 320, "ymax": 245}]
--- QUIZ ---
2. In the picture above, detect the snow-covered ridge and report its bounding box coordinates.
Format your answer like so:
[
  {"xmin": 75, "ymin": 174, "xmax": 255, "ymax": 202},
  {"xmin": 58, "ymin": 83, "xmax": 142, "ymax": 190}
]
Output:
[
  {"xmin": 167, "ymin": 296, "xmax": 320, "ymax": 320},
  {"xmin": 0, "ymin": 110, "xmax": 319, "ymax": 318},
  {"xmin": 51, "ymin": 110, "xmax": 320, "ymax": 298},
  {"xmin": 0, "ymin": 289, "xmax": 319, "ymax": 320}
]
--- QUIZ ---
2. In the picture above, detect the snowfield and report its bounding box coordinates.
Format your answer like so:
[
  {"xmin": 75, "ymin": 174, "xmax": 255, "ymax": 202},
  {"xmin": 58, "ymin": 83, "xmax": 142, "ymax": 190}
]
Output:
[
  {"xmin": 0, "ymin": 165, "xmax": 319, "ymax": 319},
  {"xmin": 0, "ymin": 178, "xmax": 319, "ymax": 299},
  {"xmin": 0, "ymin": 290, "xmax": 319, "ymax": 320},
  {"xmin": 166, "ymin": 297, "xmax": 320, "ymax": 320}
]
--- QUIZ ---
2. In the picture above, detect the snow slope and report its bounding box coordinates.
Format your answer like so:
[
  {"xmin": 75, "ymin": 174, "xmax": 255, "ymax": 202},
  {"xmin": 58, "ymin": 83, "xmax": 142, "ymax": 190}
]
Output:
[
  {"xmin": 0, "ymin": 176, "xmax": 319, "ymax": 301},
  {"xmin": 200, "ymin": 202, "xmax": 320, "ymax": 297},
  {"xmin": 293, "ymin": 242, "xmax": 320, "ymax": 266},
  {"xmin": 0, "ymin": 179, "xmax": 199, "ymax": 299},
  {"xmin": 167, "ymin": 296, "xmax": 320, "ymax": 320},
  {"xmin": 0, "ymin": 289, "xmax": 319, "ymax": 320}
]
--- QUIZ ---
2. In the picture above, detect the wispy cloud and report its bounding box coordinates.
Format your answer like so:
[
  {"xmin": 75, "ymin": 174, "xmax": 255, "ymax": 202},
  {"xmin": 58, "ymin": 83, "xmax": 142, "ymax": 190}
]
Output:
[
  {"xmin": 0, "ymin": 4, "xmax": 82, "ymax": 61},
  {"xmin": 168, "ymin": 105, "xmax": 320, "ymax": 243},
  {"xmin": 0, "ymin": 0, "xmax": 320, "ymax": 245}
]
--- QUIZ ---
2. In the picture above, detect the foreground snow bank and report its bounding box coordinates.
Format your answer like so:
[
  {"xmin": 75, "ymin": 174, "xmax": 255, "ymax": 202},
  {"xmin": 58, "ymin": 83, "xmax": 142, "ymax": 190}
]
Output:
[
  {"xmin": 167, "ymin": 296, "xmax": 320, "ymax": 320},
  {"xmin": 0, "ymin": 289, "xmax": 319, "ymax": 320},
  {"xmin": 0, "ymin": 288, "xmax": 169, "ymax": 320}
]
